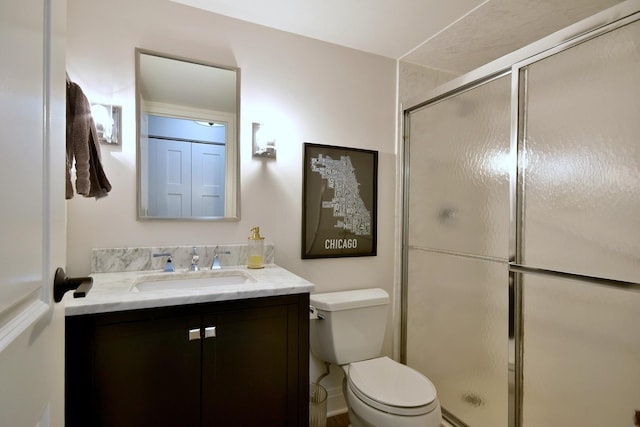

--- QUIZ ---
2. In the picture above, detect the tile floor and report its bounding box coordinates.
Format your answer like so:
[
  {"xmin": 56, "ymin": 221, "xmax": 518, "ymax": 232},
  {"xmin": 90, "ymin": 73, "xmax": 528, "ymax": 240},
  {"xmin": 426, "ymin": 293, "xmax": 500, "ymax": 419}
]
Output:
[{"xmin": 326, "ymin": 412, "xmax": 349, "ymax": 427}]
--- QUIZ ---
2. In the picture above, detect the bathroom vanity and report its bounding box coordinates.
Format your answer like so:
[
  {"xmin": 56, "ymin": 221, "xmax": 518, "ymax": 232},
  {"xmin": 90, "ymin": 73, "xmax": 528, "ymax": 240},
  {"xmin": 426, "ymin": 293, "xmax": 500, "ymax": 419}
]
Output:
[{"xmin": 64, "ymin": 265, "xmax": 313, "ymax": 427}]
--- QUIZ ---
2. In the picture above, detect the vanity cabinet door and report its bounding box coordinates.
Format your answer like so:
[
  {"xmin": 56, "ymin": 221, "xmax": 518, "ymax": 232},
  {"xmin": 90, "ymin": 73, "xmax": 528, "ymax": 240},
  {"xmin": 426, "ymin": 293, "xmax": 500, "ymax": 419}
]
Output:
[
  {"xmin": 66, "ymin": 309, "xmax": 202, "ymax": 427},
  {"xmin": 200, "ymin": 295, "xmax": 309, "ymax": 426},
  {"xmin": 202, "ymin": 303, "xmax": 291, "ymax": 425}
]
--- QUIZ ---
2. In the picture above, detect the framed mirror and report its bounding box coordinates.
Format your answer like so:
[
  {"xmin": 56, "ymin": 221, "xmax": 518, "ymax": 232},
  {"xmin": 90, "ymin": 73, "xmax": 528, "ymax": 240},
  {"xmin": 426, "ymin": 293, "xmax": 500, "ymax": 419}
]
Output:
[{"xmin": 136, "ymin": 48, "xmax": 240, "ymax": 220}]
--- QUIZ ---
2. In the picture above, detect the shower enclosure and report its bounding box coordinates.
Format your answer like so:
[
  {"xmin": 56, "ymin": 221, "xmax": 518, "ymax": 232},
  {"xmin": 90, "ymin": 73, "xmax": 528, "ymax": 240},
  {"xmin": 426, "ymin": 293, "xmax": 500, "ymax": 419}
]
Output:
[{"xmin": 402, "ymin": 4, "xmax": 640, "ymax": 427}]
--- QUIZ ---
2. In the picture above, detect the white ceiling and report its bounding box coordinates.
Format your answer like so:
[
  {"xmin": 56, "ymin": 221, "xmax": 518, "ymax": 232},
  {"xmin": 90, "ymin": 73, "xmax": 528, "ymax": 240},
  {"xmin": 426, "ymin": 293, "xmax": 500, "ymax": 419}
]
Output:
[
  {"xmin": 170, "ymin": 0, "xmax": 487, "ymax": 59},
  {"xmin": 170, "ymin": 0, "xmax": 623, "ymax": 75},
  {"xmin": 139, "ymin": 52, "xmax": 237, "ymax": 114}
]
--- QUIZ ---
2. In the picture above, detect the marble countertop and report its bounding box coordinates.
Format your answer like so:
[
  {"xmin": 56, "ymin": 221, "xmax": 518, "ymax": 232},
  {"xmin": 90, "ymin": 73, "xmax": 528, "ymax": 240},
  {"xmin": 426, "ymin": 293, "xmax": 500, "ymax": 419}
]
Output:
[{"xmin": 64, "ymin": 264, "xmax": 315, "ymax": 316}]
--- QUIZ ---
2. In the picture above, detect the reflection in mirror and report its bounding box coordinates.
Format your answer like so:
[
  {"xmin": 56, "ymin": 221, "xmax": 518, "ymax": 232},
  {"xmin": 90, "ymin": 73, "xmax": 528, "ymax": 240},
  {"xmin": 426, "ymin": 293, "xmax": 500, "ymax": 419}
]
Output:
[{"xmin": 136, "ymin": 48, "xmax": 240, "ymax": 220}]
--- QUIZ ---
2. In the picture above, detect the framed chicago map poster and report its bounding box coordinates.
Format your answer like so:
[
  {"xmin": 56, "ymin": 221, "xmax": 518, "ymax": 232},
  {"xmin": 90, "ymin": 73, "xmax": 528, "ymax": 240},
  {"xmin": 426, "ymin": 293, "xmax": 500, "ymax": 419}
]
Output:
[{"xmin": 302, "ymin": 143, "xmax": 378, "ymax": 259}]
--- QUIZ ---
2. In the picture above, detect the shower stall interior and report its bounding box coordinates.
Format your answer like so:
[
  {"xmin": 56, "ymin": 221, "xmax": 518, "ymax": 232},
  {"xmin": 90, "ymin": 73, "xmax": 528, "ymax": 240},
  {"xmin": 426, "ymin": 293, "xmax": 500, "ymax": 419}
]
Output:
[{"xmin": 402, "ymin": 3, "xmax": 640, "ymax": 427}]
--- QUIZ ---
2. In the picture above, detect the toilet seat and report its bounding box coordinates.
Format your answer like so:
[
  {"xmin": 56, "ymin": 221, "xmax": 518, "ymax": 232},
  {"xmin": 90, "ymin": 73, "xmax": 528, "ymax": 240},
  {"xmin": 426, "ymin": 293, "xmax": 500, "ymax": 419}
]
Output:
[{"xmin": 347, "ymin": 357, "xmax": 438, "ymax": 417}]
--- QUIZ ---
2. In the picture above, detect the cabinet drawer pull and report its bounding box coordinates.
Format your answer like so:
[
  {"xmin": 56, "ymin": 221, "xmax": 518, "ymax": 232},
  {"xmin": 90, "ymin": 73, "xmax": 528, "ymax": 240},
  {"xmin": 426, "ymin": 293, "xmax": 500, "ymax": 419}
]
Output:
[
  {"xmin": 204, "ymin": 326, "xmax": 216, "ymax": 338},
  {"xmin": 189, "ymin": 328, "xmax": 201, "ymax": 341}
]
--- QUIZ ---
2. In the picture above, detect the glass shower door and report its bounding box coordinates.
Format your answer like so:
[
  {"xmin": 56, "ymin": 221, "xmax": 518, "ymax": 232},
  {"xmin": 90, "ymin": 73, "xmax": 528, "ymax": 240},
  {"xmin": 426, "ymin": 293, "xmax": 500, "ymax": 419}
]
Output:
[
  {"xmin": 405, "ymin": 75, "xmax": 511, "ymax": 427},
  {"xmin": 520, "ymin": 19, "xmax": 640, "ymax": 283},
  {"xmin": 521, "ymin": 273, "xmax": 640, "ymax": 427},
  {"xmin": 404, "ymin": 8, "xmax": 640, "ymax": 427},
  {"xmin": 518, "ymin": 18, "xmax": 640, "ymax": 426}
]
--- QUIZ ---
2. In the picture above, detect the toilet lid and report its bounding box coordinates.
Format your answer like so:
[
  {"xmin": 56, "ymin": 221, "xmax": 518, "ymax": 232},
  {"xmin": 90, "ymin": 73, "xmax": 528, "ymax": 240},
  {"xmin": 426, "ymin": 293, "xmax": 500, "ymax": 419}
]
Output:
[{"xmin": 348, "ymin": 357, "xmax": 438, "ymax": 416}]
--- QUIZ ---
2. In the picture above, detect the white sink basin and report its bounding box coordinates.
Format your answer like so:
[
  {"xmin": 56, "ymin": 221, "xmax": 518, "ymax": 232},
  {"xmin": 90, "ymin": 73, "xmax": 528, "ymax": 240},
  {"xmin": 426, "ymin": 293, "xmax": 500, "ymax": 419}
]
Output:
[{"xmin": 133, "ymin": 269, "xmax": 254, "ymax": 292}]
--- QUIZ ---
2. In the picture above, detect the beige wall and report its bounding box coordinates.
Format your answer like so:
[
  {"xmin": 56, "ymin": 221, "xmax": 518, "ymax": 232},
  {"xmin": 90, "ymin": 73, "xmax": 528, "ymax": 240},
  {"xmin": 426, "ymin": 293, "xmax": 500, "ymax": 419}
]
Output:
[
  {"xmin": 66, "ymin": 0, "xmax": 397, "ymax": 413},
  {"xmin": 66, "ymin": 0, "xmax": 396, "ymax": 285},
  {"xmin": 399, "ymin": 60, "xmax": 458, "ymax": 106}
]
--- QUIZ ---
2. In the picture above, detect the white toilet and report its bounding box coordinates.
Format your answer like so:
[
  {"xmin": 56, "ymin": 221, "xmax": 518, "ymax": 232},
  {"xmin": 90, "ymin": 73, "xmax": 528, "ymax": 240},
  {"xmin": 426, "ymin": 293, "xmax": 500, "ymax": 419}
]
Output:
[{"xmin": 310, "ymin": 288, "xmax": 442, "ymax": 427}]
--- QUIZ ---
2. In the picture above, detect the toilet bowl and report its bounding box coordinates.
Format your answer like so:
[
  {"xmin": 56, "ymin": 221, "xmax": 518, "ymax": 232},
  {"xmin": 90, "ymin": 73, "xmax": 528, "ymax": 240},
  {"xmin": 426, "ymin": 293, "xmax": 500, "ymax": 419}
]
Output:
[
  {"xmin": 343, "ymin": 357, "xmax": 441, "ymax": 427},
  {"xmin": 309, "ymin": 289, "xmax": 442, "ymax": 427}
]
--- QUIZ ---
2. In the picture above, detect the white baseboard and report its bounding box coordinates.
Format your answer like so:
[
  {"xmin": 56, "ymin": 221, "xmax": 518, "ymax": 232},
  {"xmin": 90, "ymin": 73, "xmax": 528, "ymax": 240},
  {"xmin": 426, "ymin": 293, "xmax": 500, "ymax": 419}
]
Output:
[{"xmin": 325, "ymin": 384, "xmax": 347, "ymax": 417}]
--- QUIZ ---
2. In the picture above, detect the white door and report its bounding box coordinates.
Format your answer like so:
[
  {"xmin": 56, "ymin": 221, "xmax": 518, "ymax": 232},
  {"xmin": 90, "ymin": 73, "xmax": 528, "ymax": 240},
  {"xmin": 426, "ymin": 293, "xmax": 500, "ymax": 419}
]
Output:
[
  {"xmin": 0, "ymin": 0, "xmax": 66, "ymax": 426},
  {"xmin": 149, "ymin": 138, "xmax": 191, "ymax": 217},
  {"xmin": 191, "ymin": 142, "xmax": 225, "ymax": 217}
]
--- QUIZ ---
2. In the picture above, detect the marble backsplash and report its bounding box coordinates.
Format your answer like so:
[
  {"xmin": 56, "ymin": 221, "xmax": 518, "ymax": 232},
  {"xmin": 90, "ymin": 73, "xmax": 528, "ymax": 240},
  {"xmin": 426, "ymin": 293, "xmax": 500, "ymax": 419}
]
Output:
[{"xmin": 91, "ymin": 244, "xmax": 275, "ymax": 274}]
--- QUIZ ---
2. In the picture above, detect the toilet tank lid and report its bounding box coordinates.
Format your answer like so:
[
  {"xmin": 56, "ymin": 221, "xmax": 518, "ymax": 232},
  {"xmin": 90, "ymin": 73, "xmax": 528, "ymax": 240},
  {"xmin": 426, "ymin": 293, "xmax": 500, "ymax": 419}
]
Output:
[{"xmin": 310, "ymin": 288, "xmax": 389, "ymax": 311}]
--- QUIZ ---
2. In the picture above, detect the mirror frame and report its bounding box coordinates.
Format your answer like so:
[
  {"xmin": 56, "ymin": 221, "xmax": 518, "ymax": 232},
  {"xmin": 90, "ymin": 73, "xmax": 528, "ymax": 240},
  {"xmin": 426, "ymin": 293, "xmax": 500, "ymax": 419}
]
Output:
[{"xmin": 135, "ymin": 48, "xmax": 241, "ymax": 221}]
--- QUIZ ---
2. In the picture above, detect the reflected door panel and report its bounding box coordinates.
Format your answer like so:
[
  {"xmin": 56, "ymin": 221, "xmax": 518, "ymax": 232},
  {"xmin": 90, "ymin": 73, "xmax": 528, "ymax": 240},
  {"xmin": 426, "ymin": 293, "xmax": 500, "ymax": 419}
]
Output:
[
  {"xmin": 147, "ymin": 114, "xmax": 227, "ymax": 218},
  {"xmin": 149, "ymin": 138, "xmax": 190, "ymax": 217},
  {"xmin": 192, "ymin": 142, "xmax": 225, "ymax": 217}
]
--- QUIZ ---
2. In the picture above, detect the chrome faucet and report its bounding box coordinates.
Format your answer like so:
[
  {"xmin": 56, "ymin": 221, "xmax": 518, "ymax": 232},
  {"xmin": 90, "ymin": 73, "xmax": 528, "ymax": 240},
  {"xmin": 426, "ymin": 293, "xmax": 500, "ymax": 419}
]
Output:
[
  {"xmin": 211, "ymin": 246, "xmax": 231, "ymax": 270},
  {"xmin": 190, "ymin": 246, "xmax": 200, "ymax": 271},
  {"xmin": 153, "ymin": 253, "xmax": 175, "ymax": 272}
]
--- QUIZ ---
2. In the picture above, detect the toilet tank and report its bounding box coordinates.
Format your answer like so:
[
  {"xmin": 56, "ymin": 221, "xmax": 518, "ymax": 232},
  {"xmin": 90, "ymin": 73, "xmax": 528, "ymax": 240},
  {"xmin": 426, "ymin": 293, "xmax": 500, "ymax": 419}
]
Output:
[{"xmin": 310, "ymin": 288, "xmax": 390, "ymax": 365}]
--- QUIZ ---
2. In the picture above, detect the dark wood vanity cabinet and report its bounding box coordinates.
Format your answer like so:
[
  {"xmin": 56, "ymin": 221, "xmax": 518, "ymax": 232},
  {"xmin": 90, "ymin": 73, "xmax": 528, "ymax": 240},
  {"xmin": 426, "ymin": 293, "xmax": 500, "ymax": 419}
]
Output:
[{"xmin": 66, "ymin": 294, "xmax": 310, "ymax": 427}]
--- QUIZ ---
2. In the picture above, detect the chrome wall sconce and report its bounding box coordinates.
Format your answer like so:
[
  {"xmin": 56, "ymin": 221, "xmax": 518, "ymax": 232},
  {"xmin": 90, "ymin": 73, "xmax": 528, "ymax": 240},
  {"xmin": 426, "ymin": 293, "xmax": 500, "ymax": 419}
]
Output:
[
  {"xmin": 252, "ymin": 122, "xmax": 276, "ymax": 159},
  {"xmin": 90, "ymin": 103, "xmax": 122, "ymax": 145}
]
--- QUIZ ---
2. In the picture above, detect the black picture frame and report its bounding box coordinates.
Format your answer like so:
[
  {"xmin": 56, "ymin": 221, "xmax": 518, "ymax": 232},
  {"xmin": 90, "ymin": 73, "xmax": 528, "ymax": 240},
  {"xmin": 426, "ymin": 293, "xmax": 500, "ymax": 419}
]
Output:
[{"xmin": 302, "ymin": 143, "xmax": 378, "ymax": 259}]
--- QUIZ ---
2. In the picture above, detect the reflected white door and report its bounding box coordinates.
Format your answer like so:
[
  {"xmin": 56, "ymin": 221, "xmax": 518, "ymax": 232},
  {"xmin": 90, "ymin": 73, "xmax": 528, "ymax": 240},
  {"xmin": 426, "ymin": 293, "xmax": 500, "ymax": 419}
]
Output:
[
  {"xmin": 149, "ymin": 138, "xmax": 191, "ymax": 217},
  {"xmin": 148, "ymin": 139, "xmax": 226, "ymax": 217},
  {"xmin": 0, "ymin": 0, "xmax": 66, "ymax": 426},
  {"xmin": 191, "ymin": 142, "xmax": 225, "ymax": 217}
]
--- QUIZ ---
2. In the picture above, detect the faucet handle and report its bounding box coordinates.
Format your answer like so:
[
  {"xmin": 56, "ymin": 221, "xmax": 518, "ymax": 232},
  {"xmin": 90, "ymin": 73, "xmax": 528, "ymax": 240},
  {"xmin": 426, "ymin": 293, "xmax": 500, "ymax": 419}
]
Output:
[
  {"xmin": 211, "ymin": 254, "xmax": 221, "ymax": 270},
  {"xmin": 153, "ymin": 253, "xmax": 175, "ymax": 272},
  {"xmin": 211, "ymin": 246, "xmax": 231, "ymax": 269}
]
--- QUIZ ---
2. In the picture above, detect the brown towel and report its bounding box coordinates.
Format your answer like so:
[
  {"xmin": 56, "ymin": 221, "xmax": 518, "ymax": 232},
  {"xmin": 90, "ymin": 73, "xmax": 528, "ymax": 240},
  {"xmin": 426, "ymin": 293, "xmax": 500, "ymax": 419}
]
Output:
[{"xmin": 66, "ymin": 80, "xmax": 112, "ymax": 199}]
